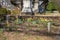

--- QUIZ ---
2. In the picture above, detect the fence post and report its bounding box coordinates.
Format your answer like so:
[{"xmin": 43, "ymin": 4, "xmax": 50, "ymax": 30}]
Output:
[
  {"xmin": 6, "ymin": 15, "xmax": 10, "ymax": 27},
  {"xmin": 47, "ymin": 22, "xmax": 51, "ymax": 32},
  {"xmin": 16, "ymin": 15, "xmax": 19, "ymax": 23}
]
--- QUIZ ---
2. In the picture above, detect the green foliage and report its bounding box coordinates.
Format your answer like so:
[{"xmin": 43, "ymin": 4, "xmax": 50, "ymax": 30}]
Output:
[
  {"xmin": 31, "ymin": 21, "xmax": 37, "ymax": 25},
  {"xmin": 7, "ymin": 10, "xmax": 11, "ymax": 14},
  {"xmin": 0, "ymin": 8, "xmax": 11, "ymax": 23},
  {"xmin": 57, "ymin": 6, "xmax": 60, "ymax": 12},
  {"xmin": 18, "ymin": 19, "xmax": 24, "ymax": 24},
  {"xmin": 0, "ymin": 8, "xmax": 11, "ymax": 15},
  {"xmin": 0, "ymin": 8, "xmax": 7, "ymax": 15},
  {"xmin": 27, "ymin": 18, "xmax": 33, "ymax": 22},
  {"xmin": 47, "ymin": 2, "xmax": 57, "ymax": 11},
  {"xmin": 14, "ymin": 19, "xmax": 24, "ymax": 24},
  {"xmin": 35, "ymin": 20, "xmax": 40, "ymax": 24}
]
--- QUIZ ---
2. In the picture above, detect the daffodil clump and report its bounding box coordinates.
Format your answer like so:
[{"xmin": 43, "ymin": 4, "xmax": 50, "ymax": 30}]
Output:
[
  {"xmin": 39, "ymin": 18, "xmax": 50, "ymax": 22},
  {"xmin": 26, "ymin": 18, "xmax": 52, "ymax": 24},
  {"xmin": 27, "ymin": 18, "xmax": 33, "ymax": 22}
]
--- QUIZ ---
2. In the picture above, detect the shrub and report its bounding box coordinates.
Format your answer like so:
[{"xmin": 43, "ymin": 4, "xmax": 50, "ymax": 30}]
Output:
[
  {"xmin": 47, "ymin": 2, "xmax": 58, "ymax": 12},
  {"xmin": 57, "ymin": 6, "xmax": 60, "ymax": 12},
  {"xmin": 0, "ymin": 8, "xmax": 11, "ymax": 15},
  {"xmin": 0, "ymin": 8, "xmax": 11, "ymax": 23}
]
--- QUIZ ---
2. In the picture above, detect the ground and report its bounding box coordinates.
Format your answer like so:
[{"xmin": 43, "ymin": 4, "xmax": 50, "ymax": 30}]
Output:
[
  {"xmin": 0, "ymin": 13, "xmax": 60, "ymax": 40},
  {"xmin": 0, "ymin": 31, "xmax": 56, "ymax": 40}
]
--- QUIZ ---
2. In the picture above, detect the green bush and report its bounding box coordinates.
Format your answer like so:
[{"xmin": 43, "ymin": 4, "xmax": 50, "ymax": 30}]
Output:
[
  {"xmin": 57, "ymin": 6, "xmax": 60, "ymax": 12},
  {"xmin": 0, "ymin": 8, "xmax": 11, "ymax": 15},
  {"xmin": 47, "ymin": 2, "xmax": 57, "ymax": 11},
  {"xmin": 0, "ymin": 8, "xmax": 11, "ymax": 22},
  {"xmin": 0, "ymin": 8, "xmax": 7, "ymax": 15}
]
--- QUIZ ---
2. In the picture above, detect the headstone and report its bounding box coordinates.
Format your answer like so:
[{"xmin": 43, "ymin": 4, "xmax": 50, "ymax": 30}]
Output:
[{"xmin": 22, "ymin": 0, "xmax": 33, "ymax": 13}]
